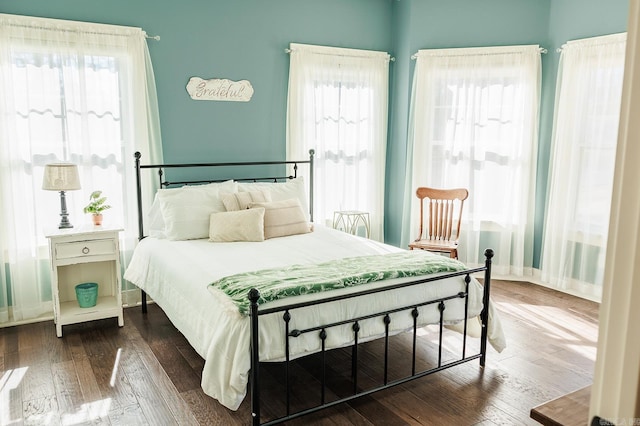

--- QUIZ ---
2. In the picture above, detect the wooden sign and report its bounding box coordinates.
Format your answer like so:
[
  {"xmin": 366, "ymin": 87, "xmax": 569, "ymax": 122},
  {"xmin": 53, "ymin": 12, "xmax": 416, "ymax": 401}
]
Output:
[{"xmin": 186, "ymin": 76, "xmax": 254, "ymax": 102}]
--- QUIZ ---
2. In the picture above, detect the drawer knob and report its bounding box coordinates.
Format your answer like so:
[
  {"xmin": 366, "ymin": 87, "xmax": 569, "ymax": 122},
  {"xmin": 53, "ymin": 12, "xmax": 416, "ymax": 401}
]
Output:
[{"xmin": 82, "ymin": 247, "xmax": 90, "ymax": 255}]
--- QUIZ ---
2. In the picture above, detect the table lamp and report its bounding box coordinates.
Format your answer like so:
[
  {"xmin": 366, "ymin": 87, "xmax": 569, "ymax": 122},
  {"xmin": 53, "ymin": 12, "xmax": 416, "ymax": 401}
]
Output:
[{"xmin": 42, "ymin": 163, "xmax": 81, "ymax": 229}]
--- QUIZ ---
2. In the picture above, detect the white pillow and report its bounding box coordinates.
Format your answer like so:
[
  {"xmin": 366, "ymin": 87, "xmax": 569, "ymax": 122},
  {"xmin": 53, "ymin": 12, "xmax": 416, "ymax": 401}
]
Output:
[
  {"xmin": 209, "ymin": 208, "xmax": 265, "ymax": 242},
  {"xmin": 147, "ymin": 186, "xmax": 181, "ymax": 238},
  {"xmin": 249, "ymin": 198, "xmax": 311, "ymax": 239},
  {"xmin": 202, "ymin": 180, "xmax": 239, "ymax": 192},
  {"xmin": 156, "ymin": 181, "xmax": 236, "ymax": 240},
  {"xmin": 238, "ymin": 177, "xmax": 310, "ymax": 220},
  {"xmin": 221, "ymin": 190, "xmax": 271, "ymax": 211}
]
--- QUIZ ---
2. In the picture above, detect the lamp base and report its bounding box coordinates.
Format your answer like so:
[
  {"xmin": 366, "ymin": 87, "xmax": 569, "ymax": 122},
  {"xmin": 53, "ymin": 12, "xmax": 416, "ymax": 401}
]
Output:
[
  {"xmin": 58, "ymin": 221, "xmax": 73, "ymax": 229},
  {"xmin": 58, "ymin": 190, "xmax": 74, "ymax": 229}
]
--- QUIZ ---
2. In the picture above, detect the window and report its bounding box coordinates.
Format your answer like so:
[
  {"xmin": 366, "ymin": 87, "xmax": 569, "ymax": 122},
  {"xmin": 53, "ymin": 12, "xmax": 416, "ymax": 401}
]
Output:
[
  {"xmin": 0, "ymin": 14, "xmax": 162, "ymax": 323},
  {"xmin": 403, "ymin": 45, "xmax": 541, "ymax": 276},
  {"xmin": 429, "ymin": 73, "xmax": 527, "ymax": 226},
  {"xmin": 286, "ymin": 43, "xmax": 390, "ymax": 241},
  {"xmin": 10, "ymin": 50, "xmax": 127, "ymax": 236}
]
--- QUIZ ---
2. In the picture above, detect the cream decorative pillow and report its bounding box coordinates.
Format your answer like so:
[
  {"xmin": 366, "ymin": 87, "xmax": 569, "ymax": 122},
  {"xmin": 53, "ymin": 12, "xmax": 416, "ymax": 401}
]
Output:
[
  {"xmin": 221, "ymin": 190, "xmax": 271, "ymax": 211},
  {"xmin": 249, "ymin": 198, "xmax": 310, "ymax": 239},
  {"xmin": 209, "ymin": 208, "xmax": 265, "ymax": 242},
  {"xmin": 238, "ymin": 177, "xmax": 310, "ymax": 220}
]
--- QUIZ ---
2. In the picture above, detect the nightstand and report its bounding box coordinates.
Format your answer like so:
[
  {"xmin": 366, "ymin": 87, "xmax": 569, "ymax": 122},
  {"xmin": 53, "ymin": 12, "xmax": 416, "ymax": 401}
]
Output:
[{"xmin": 45, "ymin": 226, "xmax": 124, "ymax": 337}]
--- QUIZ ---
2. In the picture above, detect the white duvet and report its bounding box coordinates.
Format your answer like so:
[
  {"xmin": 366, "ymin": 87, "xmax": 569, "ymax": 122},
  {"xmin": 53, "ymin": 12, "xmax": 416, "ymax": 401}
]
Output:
[{"xmin": 123, "ymin": 225, "xmax": 505, "ymax": 410}]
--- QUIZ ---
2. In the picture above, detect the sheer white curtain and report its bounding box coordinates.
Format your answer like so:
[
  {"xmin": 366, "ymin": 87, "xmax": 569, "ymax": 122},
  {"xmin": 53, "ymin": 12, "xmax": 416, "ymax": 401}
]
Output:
[
  {"xmin": 286, "ymin": 43, "xmax": 389, "ymax": 241},
  {"xmin": 0, "ymin": 14, "xmax": 163, "ymax": 324},
  {"xmin": 541, "ymin": 33, "xmax": 626, "ymax": 301},
  {"xmin": 402, "ymin": 45, "xmax": 541, "ymax": 275}
]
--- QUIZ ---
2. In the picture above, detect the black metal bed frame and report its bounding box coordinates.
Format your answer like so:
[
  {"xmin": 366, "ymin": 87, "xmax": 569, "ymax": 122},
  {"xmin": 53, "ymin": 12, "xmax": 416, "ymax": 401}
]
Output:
[{"xmin": 132, "ymin": 150, "xmax": 493, "ymax": 426}]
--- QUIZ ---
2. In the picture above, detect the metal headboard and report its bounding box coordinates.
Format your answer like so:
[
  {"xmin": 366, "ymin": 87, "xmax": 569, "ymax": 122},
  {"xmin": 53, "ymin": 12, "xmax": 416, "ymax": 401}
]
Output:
[{"xmin": 133, "ymin": 149, "xmax": 315, "ymax": 242}]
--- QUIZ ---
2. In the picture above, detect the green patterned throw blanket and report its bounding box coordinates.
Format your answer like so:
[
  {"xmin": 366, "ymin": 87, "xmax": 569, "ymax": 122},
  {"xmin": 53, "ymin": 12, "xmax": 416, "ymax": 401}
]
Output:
[{"xmin": 210, "ymin": 252, "xmax": 468, "ymax": 315}]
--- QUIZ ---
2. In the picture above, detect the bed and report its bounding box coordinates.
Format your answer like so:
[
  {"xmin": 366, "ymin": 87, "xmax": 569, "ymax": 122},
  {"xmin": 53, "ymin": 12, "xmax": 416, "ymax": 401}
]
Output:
[{"xmin": 124, "ymin": 151, "xmax": 505, "ymax": 425}]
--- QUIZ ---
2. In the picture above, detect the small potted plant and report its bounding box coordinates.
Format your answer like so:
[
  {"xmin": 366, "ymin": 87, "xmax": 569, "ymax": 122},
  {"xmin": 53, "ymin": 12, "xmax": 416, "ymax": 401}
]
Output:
[{"xmin": 84, "ymin": 190, "xmax": 111, "ymax": 226}]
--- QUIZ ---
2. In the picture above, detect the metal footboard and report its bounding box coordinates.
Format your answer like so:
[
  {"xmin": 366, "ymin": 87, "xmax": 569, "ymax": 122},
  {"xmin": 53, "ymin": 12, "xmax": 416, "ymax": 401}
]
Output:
[{"xmin": 249, "ymin": 249, "xmax": 494, "ymax": 426}]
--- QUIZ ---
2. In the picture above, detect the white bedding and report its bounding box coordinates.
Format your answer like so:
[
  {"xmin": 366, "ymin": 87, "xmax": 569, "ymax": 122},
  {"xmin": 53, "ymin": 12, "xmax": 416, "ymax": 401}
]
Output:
[{"xmin": 124, "ymin": 225, "xmax": 505, "ymax": 410}]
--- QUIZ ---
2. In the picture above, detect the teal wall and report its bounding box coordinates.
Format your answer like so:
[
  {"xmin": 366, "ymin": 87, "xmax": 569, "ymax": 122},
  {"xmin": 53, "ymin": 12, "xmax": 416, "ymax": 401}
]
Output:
[
  {"xmin": 386, "ymin": 0, "xmax": 413, "ymax": 248},
  {"xmin": 0, "ymin": 0, "xmax": 393, "ymax": 164},
  {"xmin": 0, "ymin": 0, "xmax": 630, "ymax": 270}
]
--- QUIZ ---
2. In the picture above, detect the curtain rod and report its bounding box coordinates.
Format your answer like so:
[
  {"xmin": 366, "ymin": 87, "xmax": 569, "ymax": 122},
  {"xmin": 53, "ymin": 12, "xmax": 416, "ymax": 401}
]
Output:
[
  {"xmin": 557, "ymin": 35, "xmax": 626, "ymax": 52},
  {"xmin": 0, "ymin": 16, "xmax": 161, "ymax": 41},
  {"xmin": 410, "ymin": 46, "xmax": 547, "ymax": 60},
  {"xmin": 285, "ymin": 48, "xmax": 395, "ymax": 62}
]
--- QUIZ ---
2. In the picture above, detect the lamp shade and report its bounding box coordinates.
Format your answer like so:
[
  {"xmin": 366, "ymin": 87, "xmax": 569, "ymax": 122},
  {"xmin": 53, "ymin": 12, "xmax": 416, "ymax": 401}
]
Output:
[{"xmin": 42, "ymin": 163, "xmax": 81, "ymax": 191}]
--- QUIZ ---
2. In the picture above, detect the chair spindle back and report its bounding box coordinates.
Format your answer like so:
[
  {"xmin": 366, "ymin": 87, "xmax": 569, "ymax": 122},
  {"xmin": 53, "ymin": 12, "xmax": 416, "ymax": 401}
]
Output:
[{"xmin": 417, "ymin": 187, "xmax": 468, "ymax": 243}]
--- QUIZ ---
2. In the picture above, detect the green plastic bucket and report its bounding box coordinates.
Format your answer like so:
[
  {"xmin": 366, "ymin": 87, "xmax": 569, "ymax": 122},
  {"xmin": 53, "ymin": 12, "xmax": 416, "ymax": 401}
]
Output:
[{"xmin": 75, "ymin": 282, "xmax": 98, "ymax": 308}]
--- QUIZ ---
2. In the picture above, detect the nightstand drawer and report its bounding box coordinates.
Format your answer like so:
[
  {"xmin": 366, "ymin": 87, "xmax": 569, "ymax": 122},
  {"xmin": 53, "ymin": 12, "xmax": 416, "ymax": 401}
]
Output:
[{"xmin": 55, "ymin": 239, "xmax": 116, "ymax": 260}]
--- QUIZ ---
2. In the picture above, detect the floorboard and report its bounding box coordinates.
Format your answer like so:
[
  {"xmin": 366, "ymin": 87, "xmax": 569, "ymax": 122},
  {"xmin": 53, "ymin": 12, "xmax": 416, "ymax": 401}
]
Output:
[{"xmin": 0, "ymin": 280, "xmax": 599, "ymax": 425}]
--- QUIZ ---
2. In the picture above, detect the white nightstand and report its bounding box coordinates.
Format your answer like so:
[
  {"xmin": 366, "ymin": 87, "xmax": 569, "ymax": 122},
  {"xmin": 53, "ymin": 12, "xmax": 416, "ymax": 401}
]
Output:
[{"xmin": 46, "ymin": 226, "xmax": 124, "ymax": 337}]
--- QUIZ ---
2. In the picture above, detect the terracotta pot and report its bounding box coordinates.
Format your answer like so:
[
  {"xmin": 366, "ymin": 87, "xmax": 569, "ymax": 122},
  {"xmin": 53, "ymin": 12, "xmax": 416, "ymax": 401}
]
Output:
[{"xmin": 92, "ymin": 214, "xmax": 103, "ymax": 226}]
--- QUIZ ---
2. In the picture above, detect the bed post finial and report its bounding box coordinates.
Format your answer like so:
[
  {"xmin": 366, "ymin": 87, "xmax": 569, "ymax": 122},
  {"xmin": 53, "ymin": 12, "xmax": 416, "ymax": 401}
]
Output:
[
  {"xmin": 248, "ymin": 288, "xmax": 261, "ymax": 425},
  {"xmin": 484, "ymin": 248, "xmax": 494, "ymax": 260},
  {"xmin": 248, "ymin": 288, "xmax": 260, "ymax": 303}
]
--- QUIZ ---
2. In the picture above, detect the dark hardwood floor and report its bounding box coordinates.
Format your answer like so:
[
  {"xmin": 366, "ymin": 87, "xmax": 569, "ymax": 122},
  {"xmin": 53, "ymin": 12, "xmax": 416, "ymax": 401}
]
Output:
[{"xmin": 0, "ymin": 280, "xmax": 599, "ymax": 425}]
